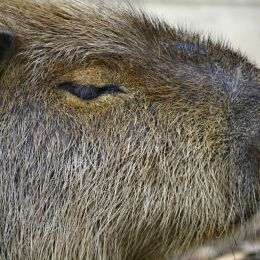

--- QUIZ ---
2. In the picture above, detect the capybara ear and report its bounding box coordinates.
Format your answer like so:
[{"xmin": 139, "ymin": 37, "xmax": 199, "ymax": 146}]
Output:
[{"xmin": 0, "ymin": 30, "xmax": 16, "ymax": 62}]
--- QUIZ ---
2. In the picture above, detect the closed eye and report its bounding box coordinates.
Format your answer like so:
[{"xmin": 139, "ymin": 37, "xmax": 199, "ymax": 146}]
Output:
[{"xmin": 58, "ymin": 82, "xmax": 125, "ymax": 100}]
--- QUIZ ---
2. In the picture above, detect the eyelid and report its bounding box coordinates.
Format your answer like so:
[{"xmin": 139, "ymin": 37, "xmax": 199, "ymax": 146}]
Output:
[{"xmin": 58, "ymin": 82, "xmax": 125, "ymax": 100}]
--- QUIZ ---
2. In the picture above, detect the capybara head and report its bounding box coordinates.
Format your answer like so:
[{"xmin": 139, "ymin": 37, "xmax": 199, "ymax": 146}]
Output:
[{"xmin": 0, "ymin": 0, "xmax": 259, "ymax": 259}]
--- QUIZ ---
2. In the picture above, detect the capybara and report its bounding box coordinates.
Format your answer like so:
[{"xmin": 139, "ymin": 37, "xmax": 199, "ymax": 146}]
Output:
[{"xmin": 0, "ymin": 0, "xmax": 259, "ymax": 259}]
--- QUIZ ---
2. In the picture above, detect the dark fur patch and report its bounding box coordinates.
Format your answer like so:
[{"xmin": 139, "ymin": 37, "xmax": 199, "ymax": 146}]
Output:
[{"xmin": 162, "ymin": 40, "xmax": 207, "ymax": 56}]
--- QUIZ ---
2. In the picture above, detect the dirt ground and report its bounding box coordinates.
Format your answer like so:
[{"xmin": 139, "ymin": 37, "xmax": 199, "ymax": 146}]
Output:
[{"xmin": 176, "ymin": 214, "xmax": 260, "ymax": 260}]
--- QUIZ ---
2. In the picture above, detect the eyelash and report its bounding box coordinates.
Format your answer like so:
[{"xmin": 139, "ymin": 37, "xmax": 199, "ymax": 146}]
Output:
[{"xmin": 58, "ymin": 82, "xmax": 124, "ymax": 100}]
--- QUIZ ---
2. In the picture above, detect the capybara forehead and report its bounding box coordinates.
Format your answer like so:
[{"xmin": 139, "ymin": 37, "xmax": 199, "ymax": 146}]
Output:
[
  {"xmin": 0, "ymin": 0, "xmax": 258, "ymax": 95},
  {"xmin": 0, "ymin": 0, "xmax": 160, "ymax": 63},
  {"xmin": 0, "ymin": 0, "xmax": 248, "ymax": 68}
]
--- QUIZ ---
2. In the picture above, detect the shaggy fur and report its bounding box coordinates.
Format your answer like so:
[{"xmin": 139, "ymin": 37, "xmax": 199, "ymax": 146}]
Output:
[{"xmin": 0, "ymin": 0, "xmax": 259, "ymax": 259}]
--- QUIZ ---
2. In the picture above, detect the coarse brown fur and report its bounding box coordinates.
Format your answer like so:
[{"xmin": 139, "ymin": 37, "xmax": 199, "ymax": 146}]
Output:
[{"xmin": 0, "ymin": 0, "xmax": 259, "ymax": 259}]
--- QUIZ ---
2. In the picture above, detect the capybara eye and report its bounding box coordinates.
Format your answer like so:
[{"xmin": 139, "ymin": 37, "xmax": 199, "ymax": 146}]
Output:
[
  {"xmin": 58, "ymin": 82, "xmax": 124, "ymax": 100},
  {"xmin": 0, "ymin": 31, "xmax": 16, "ymax": 61}
]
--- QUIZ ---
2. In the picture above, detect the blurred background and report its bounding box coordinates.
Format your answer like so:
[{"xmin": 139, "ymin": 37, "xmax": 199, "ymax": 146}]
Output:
[
  {"xmin": 131, "ymin": 0, "xmax": 260, "ymax": 67},
  {"xmin": 122, "ymin": 0, "xmax": 260, "ymax": 259}
]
